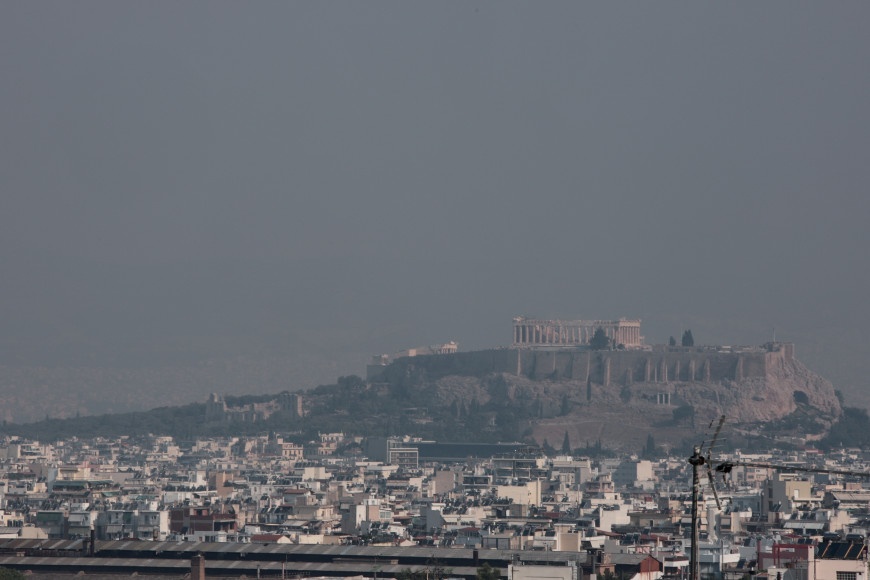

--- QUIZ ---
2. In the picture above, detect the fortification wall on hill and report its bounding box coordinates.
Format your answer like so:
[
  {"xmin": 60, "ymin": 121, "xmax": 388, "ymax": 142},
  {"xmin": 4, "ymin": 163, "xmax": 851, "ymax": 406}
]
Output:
[
  {"xmin": 517, "ymin": 347, "xmax": 783, "ymax": 384},
  {"xmin": 370, "ymin": 343, "xmax": 794, "ymax": 386}
]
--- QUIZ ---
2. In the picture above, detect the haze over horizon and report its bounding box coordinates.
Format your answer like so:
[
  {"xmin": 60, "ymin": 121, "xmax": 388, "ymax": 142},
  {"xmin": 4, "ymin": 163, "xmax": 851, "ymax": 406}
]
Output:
[{"xmin": 2, "ymin": 2, "xmax": 869, "ymax": 421}]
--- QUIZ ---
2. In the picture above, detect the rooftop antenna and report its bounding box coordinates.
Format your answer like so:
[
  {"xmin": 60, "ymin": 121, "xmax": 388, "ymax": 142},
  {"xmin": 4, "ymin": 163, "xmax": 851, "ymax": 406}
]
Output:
[
  {"xmin": 688, "ymin": 415, "xmax": 725, "ymax": 580},
  {"xmin": 688, "ymin": 445, "xmax": 705, "ymax": 580},
  {"xmin": 690, "ymin": 417, "xmax": 870, "ymax": 580}
]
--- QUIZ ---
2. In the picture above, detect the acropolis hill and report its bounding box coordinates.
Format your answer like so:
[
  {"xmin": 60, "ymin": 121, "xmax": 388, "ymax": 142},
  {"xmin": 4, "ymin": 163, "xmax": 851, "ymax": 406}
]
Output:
[
  {"xmin": 2, "ymin": 317, "xmax": 842, "ymax": 448},
  {"xmin": 368, "ymin": 317, "xmax": 842, "ymax": 449}
]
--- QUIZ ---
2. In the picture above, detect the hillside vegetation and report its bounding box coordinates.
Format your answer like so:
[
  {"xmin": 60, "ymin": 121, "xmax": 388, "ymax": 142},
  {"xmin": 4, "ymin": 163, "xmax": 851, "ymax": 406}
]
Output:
[{"xmin": 1, "ymin": 347, "xmax": 851, "ymax": 453}]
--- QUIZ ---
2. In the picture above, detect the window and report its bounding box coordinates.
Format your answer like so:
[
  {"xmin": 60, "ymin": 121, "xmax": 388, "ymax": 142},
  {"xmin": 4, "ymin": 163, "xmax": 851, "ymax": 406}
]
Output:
[{"xmin": 836, "ymin": 572, "xmax": 857, "ymax": 580}]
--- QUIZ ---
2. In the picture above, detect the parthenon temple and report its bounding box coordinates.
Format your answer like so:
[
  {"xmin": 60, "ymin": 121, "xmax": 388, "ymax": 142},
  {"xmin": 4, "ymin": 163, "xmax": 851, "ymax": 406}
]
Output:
[{"xmin": 512, "ymin": 316, "xmax": 643, "ymax": 348}]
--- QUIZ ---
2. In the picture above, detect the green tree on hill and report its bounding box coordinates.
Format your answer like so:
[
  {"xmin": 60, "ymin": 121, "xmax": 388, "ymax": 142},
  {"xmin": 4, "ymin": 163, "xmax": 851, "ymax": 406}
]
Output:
[
  {"xmin": 542, "ymin": 438, "xmax": 556, "ymax": 456},
  {"xmin": 642, "ymin": 433, "xmax": 657, "ymax": 458},
  {"xmin": 590, "ymin": 327, "xmax": 610, "ymax": 350},
  {"xmin": 681, "ymin": 329, "xmax": 694, "ymax": 347},
  {"xmin": 821, "ymin": 407, "xmax": 870, "ymax": 449}
]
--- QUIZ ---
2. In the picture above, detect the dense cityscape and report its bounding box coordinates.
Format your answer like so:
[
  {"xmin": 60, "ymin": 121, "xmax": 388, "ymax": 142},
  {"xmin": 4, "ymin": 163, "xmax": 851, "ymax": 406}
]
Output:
[
  {"xmin": 1, "ymin": 321, "xmax": 869, "ymax": 579},
  {"xmin": 4, "ymin": 2, "xmax": 869, "ymax": 579},
  {"xmin": 0, "ymin": 426, "xmax": 868, "ymax": 578}
]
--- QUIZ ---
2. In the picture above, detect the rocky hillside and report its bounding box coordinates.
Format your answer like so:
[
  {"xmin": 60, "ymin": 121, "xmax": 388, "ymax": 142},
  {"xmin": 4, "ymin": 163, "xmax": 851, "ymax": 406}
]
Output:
[
  {"xmin": 2, "ymin": 347, "xmax": 842, "ymax": 450},
  {"xmin": 393, "ymin": 348, "xmax": 843, "ymax": 452}
]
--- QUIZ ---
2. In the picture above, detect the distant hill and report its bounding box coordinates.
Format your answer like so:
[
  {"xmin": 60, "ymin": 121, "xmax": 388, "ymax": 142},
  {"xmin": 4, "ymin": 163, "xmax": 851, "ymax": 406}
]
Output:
[
  {"xmin": 0, "ymin": 350, "xmax": 358, "ymax": 424},
  {"xmin": 1, "ymin": 343, "xmax": 847, "ymax": 452}
]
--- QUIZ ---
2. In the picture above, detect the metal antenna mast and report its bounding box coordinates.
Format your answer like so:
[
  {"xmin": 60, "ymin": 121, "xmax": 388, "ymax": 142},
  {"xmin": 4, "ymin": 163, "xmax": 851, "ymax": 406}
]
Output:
[
  {"xmin": 689, "ymin": 416, "xmax": 870, "ymax": 580},
  {"xmin": 688, "ymin": 416, "xmax": 725, "ymax": 580},
  {"xmin": 688, "ymin": 445, "xmax": 705, "ymax": 580}
]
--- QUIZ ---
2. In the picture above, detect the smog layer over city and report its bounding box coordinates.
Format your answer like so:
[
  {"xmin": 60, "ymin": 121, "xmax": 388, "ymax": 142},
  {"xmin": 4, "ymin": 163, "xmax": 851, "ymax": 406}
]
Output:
[{"xmin": 1, "ymin": 3, "xmax": 869, "ymax": 579}]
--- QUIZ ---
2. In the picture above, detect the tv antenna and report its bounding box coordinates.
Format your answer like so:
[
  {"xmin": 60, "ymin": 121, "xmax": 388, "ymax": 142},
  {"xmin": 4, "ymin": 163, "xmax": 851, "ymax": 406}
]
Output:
[
  {"xmin": 687, "ymin": 416, "xmax": 870, "ymax": 580},
  {"xmin": 688, "ymin": 415, "xmax": 725, "ymax": 580}
]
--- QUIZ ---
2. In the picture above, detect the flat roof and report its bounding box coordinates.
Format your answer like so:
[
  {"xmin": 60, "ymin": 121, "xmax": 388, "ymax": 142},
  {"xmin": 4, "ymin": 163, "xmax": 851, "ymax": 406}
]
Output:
[{"xmin": 0, "ymin": 538, "xmax": 581, "ymax": 566}]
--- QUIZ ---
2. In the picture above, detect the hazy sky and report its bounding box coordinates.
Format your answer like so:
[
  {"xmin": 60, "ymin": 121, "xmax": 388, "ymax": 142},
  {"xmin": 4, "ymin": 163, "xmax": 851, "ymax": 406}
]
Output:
[{"xmin": 2, "ymin": 3, "xmax": 869, "ymax": 410}]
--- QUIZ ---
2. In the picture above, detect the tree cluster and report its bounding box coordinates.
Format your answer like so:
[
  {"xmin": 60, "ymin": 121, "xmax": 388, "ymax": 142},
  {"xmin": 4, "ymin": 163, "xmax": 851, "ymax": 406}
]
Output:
[
  {"xmin": 670, "ymin": 330, "xmax": 695, "ymax": 347},
  {"xmin": 589, "ymin": 327, "xmax": 610, "ymax": 350},
  {"xmin": 820, "ymin": 407, "xmax": 870, "ymax": 450}
]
